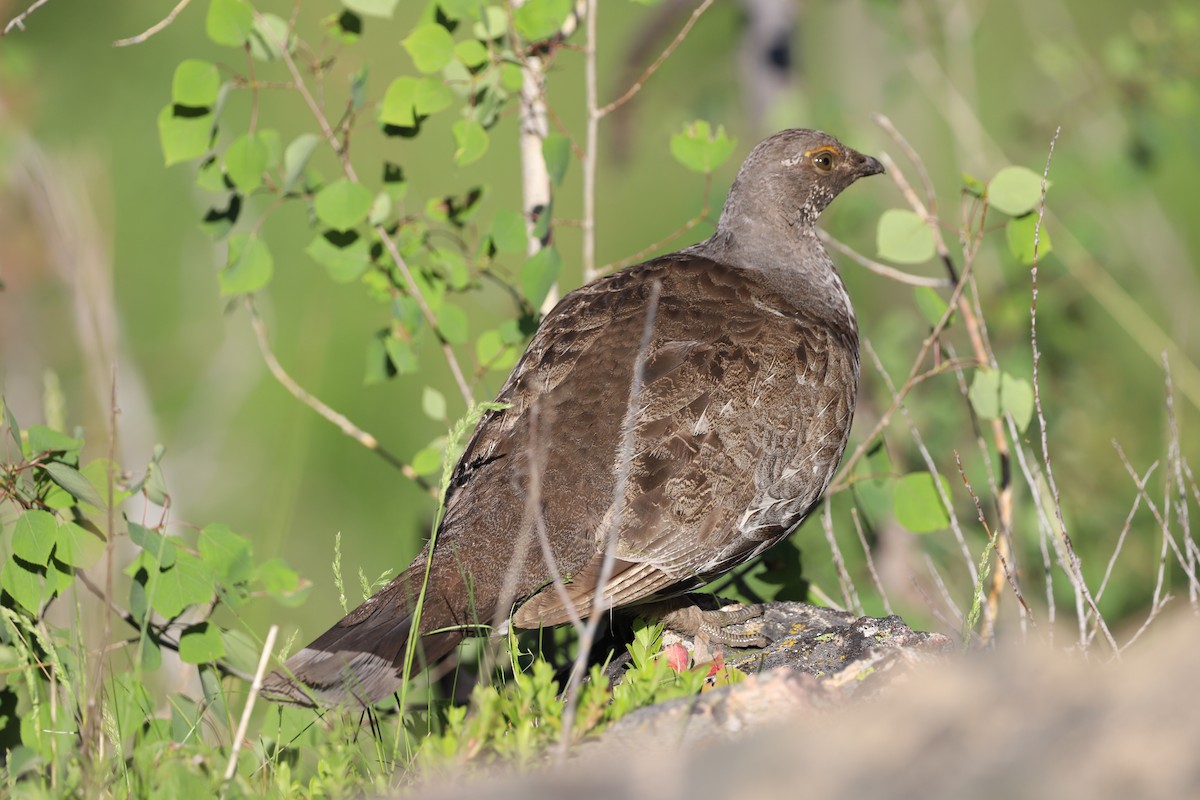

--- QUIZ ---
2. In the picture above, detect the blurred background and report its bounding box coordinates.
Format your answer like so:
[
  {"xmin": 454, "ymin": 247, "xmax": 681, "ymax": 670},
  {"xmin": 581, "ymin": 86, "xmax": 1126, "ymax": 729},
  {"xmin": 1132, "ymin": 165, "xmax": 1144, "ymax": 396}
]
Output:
[{"xmin": 1, "ymin": 0, "xmax": 1197, "ymax": 645}]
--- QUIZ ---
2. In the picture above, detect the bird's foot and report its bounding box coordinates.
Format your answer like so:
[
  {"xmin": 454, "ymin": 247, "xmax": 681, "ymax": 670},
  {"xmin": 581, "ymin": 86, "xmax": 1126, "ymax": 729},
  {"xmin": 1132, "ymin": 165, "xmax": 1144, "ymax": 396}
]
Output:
[{"xmin": 646, "ymin": 594, "xmax": 769, "ymax": 652}]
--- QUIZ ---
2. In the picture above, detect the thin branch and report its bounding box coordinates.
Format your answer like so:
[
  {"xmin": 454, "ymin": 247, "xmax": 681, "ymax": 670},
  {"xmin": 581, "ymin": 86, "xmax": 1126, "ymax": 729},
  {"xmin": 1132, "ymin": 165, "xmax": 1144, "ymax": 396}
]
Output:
[
  {"xmin": 223, "ymin": 625, "xmax": 278, "ymax": 785},
  {"xmin": 821, "ymin": 498, "xmax": 861, "ymax": 614},
  {"xmin": 596, "ymin": 0, "xmax": 715, "ymax": 119},
  {"xmin": 245, "ymin": 298, "xmax": 433, "ymax": 493},
  {"xmin": 2, "ymin": 0, "xmax": 52, "ymax": 36},
  {"xmin": 1028, "ymin": 127, "xmax": 1117, "ymax": 654},
  {"xmin": 113, "ymin": 0, "xmax": 193, "ymax": 47},
  {"xmin": 263, "ymin": 14, "xmax": 475, "ymax": 407},
  {"xmin": 819, "ymin": 230, "xmax": 951, "ymax": 288},
  {"xmin": 849, "ymin": 508, "xmax": 893, "ymax": 615},
  {"xmin": 581, "ymin": 0, "xmax": 598, "ymax": 282},
  {"xmin": 559, "ymin": 280, "xmax": 661, "ymax": 753}
]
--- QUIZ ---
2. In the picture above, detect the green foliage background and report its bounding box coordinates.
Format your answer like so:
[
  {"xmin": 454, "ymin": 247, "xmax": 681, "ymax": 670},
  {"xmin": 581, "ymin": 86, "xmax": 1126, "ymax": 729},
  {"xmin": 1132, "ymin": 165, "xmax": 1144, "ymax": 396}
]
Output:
[{"xmin": 2, "ymin": 0, "xmax": 1199, "ymax": 668}]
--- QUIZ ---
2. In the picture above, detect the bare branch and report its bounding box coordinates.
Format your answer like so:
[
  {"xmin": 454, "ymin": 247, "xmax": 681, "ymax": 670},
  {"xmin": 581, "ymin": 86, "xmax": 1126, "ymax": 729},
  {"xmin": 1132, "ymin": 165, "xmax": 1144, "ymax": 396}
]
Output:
[
  {"xmin": 2, "ymin": 0, "xmax": 52, "ymax": 36},
  {"xmin": 113, "ymin": 0, "xmax": 193, "ymax": 47},
  {"xmin": 245, "ymin": 298, "xmax": 432, "ymax": 493},
  {"xmin": 596, "ymin": 0, "xmax": 715, "ymax": 119},
  {"xmin": 223, "ymin": 625, "xmax": 278, "ymax": 784},
  {"xmin": 819, "ymin": 230, "xmax": 951, "ymax": 288},
  {"xmin": 581, "ymin": 0, "xmax": 599, "ymax": 282}
]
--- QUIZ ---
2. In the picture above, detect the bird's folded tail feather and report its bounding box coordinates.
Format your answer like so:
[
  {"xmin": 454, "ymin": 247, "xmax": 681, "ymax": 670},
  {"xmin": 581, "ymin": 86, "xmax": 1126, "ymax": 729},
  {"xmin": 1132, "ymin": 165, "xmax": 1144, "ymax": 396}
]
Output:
[{"xmin": 260, "ymin": 566, "xmax": 466, "ymax": 708}]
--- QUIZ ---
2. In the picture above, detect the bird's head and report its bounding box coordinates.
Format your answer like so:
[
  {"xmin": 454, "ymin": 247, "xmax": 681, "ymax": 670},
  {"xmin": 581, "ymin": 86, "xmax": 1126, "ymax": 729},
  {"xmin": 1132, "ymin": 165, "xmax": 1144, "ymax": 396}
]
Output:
[{"xmin": 719, "ymin": 128, "xmax": 884, "ymax": 229}]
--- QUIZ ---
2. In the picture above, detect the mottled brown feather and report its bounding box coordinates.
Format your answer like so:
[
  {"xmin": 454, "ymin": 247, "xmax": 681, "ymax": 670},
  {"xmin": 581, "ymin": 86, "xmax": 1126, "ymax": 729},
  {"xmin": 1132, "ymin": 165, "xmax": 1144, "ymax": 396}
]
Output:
[{"xmin": 262, "ymin": 128, "xmax": 883, "ymax": 707}]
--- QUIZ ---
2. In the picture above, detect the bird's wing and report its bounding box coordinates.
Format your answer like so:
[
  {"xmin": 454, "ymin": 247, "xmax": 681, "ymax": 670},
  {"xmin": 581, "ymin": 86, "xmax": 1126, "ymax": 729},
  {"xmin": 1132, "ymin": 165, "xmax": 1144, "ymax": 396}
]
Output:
[{"xmin": 510, "ymin": 258, "xmax": 857, "ymax": 628}]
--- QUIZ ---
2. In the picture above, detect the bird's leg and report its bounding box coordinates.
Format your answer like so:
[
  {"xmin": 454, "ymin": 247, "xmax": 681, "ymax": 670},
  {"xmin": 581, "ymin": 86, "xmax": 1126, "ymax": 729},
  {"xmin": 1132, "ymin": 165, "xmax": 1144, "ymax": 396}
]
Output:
[{"xmin": 640, "ymin": 594, "xmax": 768, "ymax": 651}]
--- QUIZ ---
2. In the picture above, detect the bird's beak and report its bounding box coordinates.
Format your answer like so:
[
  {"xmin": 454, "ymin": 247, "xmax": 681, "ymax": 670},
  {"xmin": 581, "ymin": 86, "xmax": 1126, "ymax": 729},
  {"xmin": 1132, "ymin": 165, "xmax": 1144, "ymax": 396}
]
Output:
[{"xmin": 854, "ymin": 152, "xmax": 885, "ymax": 178}]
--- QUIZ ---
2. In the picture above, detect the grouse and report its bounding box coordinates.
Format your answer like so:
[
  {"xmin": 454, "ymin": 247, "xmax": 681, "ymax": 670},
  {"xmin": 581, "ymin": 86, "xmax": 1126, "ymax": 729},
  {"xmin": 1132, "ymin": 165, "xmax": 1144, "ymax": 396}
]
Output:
[{"xmin": 262, "ymin": 128, "xmax": 884, "ymax": 706}]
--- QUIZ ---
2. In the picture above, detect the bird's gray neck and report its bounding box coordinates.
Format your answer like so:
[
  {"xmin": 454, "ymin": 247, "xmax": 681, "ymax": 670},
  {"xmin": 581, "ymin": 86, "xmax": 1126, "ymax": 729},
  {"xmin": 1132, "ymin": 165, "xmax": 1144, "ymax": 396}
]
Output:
[{"xmin": 689, "ymin": 217, "xmax": 856, "ymax": 333}]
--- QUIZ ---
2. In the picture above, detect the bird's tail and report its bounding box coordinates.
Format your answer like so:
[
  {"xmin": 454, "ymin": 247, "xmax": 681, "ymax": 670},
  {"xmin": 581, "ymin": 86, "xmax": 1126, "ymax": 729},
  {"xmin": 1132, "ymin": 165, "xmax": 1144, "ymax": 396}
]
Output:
[{"xmin": 260, "ymin": 562, "xmax": 468, "ymax": 707}]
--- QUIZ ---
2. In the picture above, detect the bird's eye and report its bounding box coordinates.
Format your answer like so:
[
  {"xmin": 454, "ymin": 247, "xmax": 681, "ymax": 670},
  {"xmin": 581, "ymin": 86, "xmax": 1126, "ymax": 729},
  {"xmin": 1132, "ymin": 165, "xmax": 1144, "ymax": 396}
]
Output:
[{"xmin": 812, "ymin": 151, "xmax": 836, "ymax": 171}]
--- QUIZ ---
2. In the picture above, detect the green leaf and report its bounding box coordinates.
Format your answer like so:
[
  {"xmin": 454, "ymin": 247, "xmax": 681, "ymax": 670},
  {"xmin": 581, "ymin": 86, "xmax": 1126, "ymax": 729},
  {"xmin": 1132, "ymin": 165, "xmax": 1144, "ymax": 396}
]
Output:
[
  {"xmin": 144, "ymin": 460, "xmax": 168, "ymax": 506},
  {"xmin": 325, "ymin": 10, "xmax": 362, "ymax": 43},
  {"xmin": 969, "ymin": 368, "xmax": 1034, "ymax": 433},
  {"xmin": 876, "ymin": 209, "xmax": 936, "ymax": 264},
  {"xmin": 220, "ymin": 234, "xmax": 273, "ymax": 295},
  {"xmin": 196, "ymin": 156, "xmax": 228, "ymax": 192},
  {"xmin": 314, "ymin": 178, "xmax": 373, "ymax": 231},
  {"xmin": 43, "ymin": 461, "xmax": 106, "ymax": 508},
  {"xmin": 206, "ymin": 0, "xmax": 254, "ymax": 47},
  {"xmin": 306, "ymin": 231, "xmax": 372, "ymax": 283},
  {"xmin": 520, "ymin": 245, "xmax": 561, "ymax": 308},
  {"xmin": 380, "ymin": 77, "xmax": 419, "ymax": 127},
  {"xmin": 11, "ymin": 510, "xmax": 57, "ymax": 566},
  {"xmin": 542, "ymin": 133, "xmax": 568, "ymax": 187},
  {"xmin": 172, "ymin": 60, "xmax": 221, "ymax": 107},
  {"xmin": 454, "ymin": 38, "xmax": 489, "ymax": 68},
  {"xmin": 248, "ymin": 13, "xmax": 291, "ymax": 61},
  {"xmin": 224, "ymin": 132, "xmax": 268, "ymax": 193},
  {"xmin": 913, "ymin": 286, "xmax": 952, "ymax": 328},
  {"xmin": 452, "ymin": 119, "xmax": 489, "ymax": 166},
  {"xmin": 415, "ymin": 76, "xmax": 454, "ymax": 115},
  {"xmin": 475, "ymin": 329, "xmax": 520, "ymax": 371},
  {"xmin": 669, "ymin": 120, "xmax": 737, "ymax": 174},
  {"xmin": 438, "ymin": 304, "xmax": 469, "ymax": 345},
  {"xmin": 499, "ymin": 62, "xmax": 524, "ymax": 92},
  {"xmin": 282, "ymin": 133, "xmax": 319, "ymax": 194},
  {"xmin": 198, "ymin": 523, "xmax": 254, "ymax": 584},
  {"xmin": 893, "ymin": 472, "xmax": 952, "ymax": 533},
  {"xmin": 344, "ymin": 0, "xmax": 399, "ymax": 18},
  {"xmin": 27, "ymin": 425, "xmax": 82, "ymax": 457},
  {"xmin": 153, "ymin": 552, "xmax": 213, "ymax": 619},
  {"xmin": 968, "ymin": 368, "xmax": 1001, "ymax": 419},
  {"xmin": 962, "ymin": 172, "xmax": 985, "ymax": 198},
  {"xmin": 411, "ymin": 443, "xmax": 444, "ymax": 476},
  {"xmin": 403, "ymin": 24, "xmax": 456, "ymax": 74},
  {"xmin": 55, "ymin": 521, "xmax": 105, "ymax": 569},
  {"xmin": 988, "ymin": 166, "xmax": 1045, "ymax": 216},
  {"xmin": 384, "ymin": 335, "xmax": 419, "ymax": 374},
  {"xmin": 44, "ymin": 558, "xmax": 73, "ymax": 597},
  {"xmin": 515, "ymin": 0, "xmax": 572, "ymax": 40},
  {"xmin": 179, "ymin": 623, "xmax": 226, "ymax": 664},
  {"xmin": 256, "ymin": 557, "xmax": 303, "ymax": 604},
  {"xmin": 157, "ymin": 105, "xmax": 213, "ymax": 166},
  {"xmin": 490, "ymin": 209, "xmax": 528, "ymax": 254},
  {"xmin": 1005, "ymin": 213, "xmax": 1053, "ymax": 265},
  {"xmin": 2, "ymin": 557, "xmax": 43, "ymax": 613},
  {"xmin": 473, "ymin": 5, "xmax": 507, "ymax": 39},
  {"xmin": 128, "ymin": 522, "xmax": 177, "ymax": 568},
  {"xmin": 543, "ymin": 133, "xmax": 570, "ymax": 186},
  {"xmin": 368, "ymin": 192, "xmax": 392, "ymax": 226},
  {"xmin": 1001, "ymin": 373, "xmax": 1034, "ymax": 434},
  {"xmin": 439, "ymin": 0, "xmax": 479, "ymax": 19},
  {"xmin": 422, "ymin": 386, "xmax": 447, "ymax": 421}
]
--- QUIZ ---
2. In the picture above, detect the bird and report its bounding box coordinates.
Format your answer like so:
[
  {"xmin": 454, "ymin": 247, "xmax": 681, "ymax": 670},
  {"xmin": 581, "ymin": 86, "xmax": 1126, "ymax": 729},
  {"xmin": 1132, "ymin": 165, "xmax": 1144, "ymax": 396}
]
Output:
[{"xmin": 261, "ymin": 128, "xmax": 884, "ymax": 707}]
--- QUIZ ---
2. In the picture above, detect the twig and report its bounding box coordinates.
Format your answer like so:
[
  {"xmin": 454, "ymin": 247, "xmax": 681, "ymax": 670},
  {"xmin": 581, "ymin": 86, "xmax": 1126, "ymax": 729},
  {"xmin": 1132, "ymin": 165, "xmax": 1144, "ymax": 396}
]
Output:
[
  {"xmin": 819, "ymin": 230, "xmax": 951, "ymax": 288},
  {"xmin": 1028, "ymin": 127, "xmax": 1117, "ymax": 654},
  {"xmin": 596, "ymin": 0, "xmax": 715, "ymax": 119},
  {"xmin": 875, "ymin": 117, "xmax": 1014, "ymax": 642},
  {"xmin": 581, "ymin": 0, "xmax": 598, "ymax": 282},
  {"xmin": 263, "ymin": 13, "xmax": 475, "ymax": 407},
  {"xmin": 223, "ymin": 625, "xmax": 278, "ymax": 785},
  {"xmin": 113, "ymin": 0, "xmax": 193, "ymax": 47},
  {"xmin": 850, "ymin": 507, "xmax": 893, "ymax": 615},
  {"xmin": 559, "ymin": 280, "xmax": 661, "ymax": 754},
  {"xmin": 2, "ymin": 0, "xmax": 51, "ymax": 36},
  {"xmin": 244, "ymin": 297, "xmax": 432, "ymax": 493},
  {"xmin": 864, "ymin": 340, "xmax": 978, "ymax": 586},
  {"xmin": 822, "ymin": 498, "xmax": 862, "ymax": 614}
]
